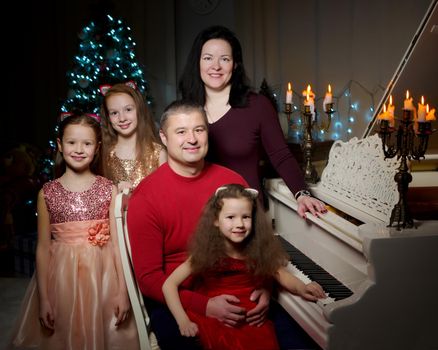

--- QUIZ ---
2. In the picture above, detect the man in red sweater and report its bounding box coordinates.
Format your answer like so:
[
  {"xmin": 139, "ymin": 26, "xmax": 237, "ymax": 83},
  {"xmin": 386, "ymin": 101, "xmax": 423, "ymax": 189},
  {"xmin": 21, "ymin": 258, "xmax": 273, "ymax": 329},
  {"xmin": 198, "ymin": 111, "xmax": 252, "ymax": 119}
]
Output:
[{"xmin": 128, "ymin": 100, "xmax": 267, "ymax": 349}]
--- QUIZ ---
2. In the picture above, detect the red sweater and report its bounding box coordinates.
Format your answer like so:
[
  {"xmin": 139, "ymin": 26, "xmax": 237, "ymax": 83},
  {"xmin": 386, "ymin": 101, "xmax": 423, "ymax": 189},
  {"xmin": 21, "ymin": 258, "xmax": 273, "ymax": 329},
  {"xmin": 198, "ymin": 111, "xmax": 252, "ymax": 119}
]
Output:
[{"xmin": 127, "ymin": 162, "xmax": 247, "ymax": 315}]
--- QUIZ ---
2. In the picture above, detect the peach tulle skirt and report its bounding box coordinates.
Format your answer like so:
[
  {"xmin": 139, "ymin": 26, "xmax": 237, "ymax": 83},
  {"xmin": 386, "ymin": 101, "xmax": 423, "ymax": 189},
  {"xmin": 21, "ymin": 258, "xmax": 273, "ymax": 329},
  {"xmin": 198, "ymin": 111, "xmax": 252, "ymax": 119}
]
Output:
[{"xmin": 7, "ymin": 220, "xmax": 140, "ymax": 350}]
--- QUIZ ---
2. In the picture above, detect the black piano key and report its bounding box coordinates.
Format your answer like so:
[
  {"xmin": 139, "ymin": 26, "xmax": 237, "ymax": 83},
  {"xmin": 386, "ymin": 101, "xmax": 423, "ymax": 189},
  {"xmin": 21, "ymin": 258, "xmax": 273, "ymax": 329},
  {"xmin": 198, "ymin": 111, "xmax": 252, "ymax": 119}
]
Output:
[{"xmin": 276, "ymin": 235, "xmax": 354, "ymax": 301}]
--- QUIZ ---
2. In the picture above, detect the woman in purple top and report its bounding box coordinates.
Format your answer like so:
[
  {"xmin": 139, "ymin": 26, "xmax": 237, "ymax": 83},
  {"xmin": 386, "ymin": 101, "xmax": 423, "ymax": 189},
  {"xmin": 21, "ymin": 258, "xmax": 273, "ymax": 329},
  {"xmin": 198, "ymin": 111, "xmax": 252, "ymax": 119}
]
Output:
[
  {"xmin": 179, "ymin": 25, "xmax": 327, "ymax": 350},
  {"xmin": 179, "ymin": 25, "xmax": 326, "ymax": 219}
]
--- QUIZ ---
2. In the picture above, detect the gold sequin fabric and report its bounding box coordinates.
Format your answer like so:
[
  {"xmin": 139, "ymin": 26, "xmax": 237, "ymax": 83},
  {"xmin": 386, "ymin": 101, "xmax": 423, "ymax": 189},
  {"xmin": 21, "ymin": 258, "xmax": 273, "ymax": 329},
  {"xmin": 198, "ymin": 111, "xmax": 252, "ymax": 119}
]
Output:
[
  {"xmin": 43, "ymin": 176, "xmax": 112, "ymax": 224},
  {"xmin": 107, "ymin": 142, "xmax": 163, "ymax": 188}
]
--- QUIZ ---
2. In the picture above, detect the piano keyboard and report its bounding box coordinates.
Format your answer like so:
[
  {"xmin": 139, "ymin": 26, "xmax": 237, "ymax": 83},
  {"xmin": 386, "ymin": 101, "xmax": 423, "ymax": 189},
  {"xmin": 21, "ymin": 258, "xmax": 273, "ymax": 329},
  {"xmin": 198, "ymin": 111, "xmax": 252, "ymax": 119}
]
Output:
[{"xmin": 277, "ymin": 235, "xmax": 354, "ymax": 305}]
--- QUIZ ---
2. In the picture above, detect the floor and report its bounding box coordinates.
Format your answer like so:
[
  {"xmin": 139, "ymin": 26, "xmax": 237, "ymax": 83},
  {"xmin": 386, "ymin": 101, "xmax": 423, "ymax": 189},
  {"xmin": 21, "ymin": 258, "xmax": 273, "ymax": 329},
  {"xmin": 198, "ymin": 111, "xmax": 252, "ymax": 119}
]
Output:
[
  {"xmin": 0, "ymin": 277, "xmax": 30, "ymax": 350},
  {"xmin": 0, "ymin": 248, "xmax": 31, "ymax": 350}
]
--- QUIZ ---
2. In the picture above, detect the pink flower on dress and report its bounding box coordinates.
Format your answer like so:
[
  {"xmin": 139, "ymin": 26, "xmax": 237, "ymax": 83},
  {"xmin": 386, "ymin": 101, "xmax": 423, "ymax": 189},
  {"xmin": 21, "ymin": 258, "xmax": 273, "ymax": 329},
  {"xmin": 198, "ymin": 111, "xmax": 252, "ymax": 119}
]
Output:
[{"xmin": 88, "ymin": 222, "xmax": 110, "ymax": 247}]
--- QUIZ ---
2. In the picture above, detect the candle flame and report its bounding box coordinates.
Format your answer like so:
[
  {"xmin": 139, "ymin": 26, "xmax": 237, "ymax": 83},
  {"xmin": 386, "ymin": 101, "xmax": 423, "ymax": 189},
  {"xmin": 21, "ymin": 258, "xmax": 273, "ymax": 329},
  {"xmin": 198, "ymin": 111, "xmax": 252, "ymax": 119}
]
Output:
[
  {"xmin": 288, "ymin": 82, "xmax": 292, "ymax": 91},
  {"xmin": 383, "ymin": 104, "xmax": 386, "ymax": 113},
  {"xmin": 421, "ymin": 96, "xmax": 425, "ymax": 105},
  {"xmin": 389, "ymin": 95, "xmax": 393, "ymax": 106},
  {"xmin": 406, "ymin": 90, "xmax": 410, "ymax": 100},
  {"xmin": 328, "ymin": 84, "xmax": 331, "ymax": 93},
  {"xmin": 307, "ymin": 85, "xmax": 311, "ymax": 94}
]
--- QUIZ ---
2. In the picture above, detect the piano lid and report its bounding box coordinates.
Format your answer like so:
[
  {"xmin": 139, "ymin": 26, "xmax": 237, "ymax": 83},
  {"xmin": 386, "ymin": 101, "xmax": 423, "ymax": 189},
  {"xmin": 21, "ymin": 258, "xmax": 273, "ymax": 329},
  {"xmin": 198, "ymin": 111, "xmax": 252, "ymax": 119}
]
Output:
[{"xmin": 363, "ymin": 0, "xmax": 438, "ymax": 154}]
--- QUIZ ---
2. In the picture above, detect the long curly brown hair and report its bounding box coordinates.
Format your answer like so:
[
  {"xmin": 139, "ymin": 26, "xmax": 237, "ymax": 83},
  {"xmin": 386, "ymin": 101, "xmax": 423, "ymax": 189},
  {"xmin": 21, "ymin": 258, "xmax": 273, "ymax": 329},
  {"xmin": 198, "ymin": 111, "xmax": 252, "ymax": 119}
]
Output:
[
  {"xmin": 100, "ymin": 83, "xmax": 158, "ymax": 181},
  {"xmin": 189, "ymin": 184, "xmax": 288, "ymax": 284}
]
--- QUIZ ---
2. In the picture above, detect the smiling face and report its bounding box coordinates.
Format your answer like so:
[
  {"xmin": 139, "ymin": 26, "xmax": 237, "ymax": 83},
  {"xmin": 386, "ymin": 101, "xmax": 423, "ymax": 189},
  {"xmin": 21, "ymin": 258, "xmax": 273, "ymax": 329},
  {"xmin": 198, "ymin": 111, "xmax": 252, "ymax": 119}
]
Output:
[
  {"xmin": 215, "ymin": 197, "xmax": 253, "ymax": 252},
  {"xmin": 199, "ymin": 38, "xmax": 234, "ymax": 93},
  {"xmin": 159, "ymin": 109, "xmax": 208, "ymax": 176},
  {"xmin": 105, "ymin": 92, "xmax": 138, "ymax": 138},
  {"xmin": 57, "ymin": 124, "xmax": 98, "ymax": 173}
]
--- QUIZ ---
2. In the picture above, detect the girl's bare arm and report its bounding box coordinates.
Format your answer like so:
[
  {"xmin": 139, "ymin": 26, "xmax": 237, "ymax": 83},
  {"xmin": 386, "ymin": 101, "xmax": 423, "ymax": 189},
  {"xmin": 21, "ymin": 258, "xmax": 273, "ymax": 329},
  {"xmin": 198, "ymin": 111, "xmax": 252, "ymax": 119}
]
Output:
[{"xmin": 162, "ymin": 259, "xmax": 199, "ymax": 337}]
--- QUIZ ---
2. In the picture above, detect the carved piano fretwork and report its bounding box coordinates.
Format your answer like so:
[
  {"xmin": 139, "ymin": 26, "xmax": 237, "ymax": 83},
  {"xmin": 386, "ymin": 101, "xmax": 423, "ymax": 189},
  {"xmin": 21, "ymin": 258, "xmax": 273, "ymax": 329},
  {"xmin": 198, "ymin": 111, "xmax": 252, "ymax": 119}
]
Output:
[{"xmin": 266, "ymin": 134, "xmax": 438, "ymax": 350}]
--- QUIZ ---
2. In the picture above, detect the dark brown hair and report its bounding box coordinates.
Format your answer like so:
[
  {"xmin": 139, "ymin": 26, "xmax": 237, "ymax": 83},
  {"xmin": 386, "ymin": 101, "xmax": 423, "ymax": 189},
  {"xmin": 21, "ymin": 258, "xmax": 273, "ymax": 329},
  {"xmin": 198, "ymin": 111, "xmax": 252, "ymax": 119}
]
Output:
[
  {"xmin": 100, "ymin": 83, "xmax": 158, "ymax": 181},
  {"xmin": 54, "ymin": 112, "xmax": 102, "ymax": 178},
  {"xmin": 189, "ymin": 184, "xmax": 288, "ymax": 284},
  {"xmin": 178, "ymin": 25, "xmax": 251, "ymax": 107}
]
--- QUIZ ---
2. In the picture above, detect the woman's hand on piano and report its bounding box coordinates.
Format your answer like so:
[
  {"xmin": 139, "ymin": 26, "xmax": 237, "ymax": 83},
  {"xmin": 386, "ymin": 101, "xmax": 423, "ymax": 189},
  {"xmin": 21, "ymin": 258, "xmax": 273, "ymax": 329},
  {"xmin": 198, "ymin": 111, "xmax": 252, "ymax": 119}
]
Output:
[
  {"xmin": 296, "ymin": 195, "xmax": 328, "ymax": 219},
  {"xmin": 299, "ymin": 281, "xmax": 326, "ymax": 302}
]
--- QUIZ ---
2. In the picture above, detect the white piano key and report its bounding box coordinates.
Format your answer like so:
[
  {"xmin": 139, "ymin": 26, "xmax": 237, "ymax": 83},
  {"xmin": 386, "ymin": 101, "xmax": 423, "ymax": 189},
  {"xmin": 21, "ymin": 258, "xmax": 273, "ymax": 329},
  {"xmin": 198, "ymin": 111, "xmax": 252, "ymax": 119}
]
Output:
[{"xmin": 286, "ymin": 262, "xmax": 336, "ymax": 306}]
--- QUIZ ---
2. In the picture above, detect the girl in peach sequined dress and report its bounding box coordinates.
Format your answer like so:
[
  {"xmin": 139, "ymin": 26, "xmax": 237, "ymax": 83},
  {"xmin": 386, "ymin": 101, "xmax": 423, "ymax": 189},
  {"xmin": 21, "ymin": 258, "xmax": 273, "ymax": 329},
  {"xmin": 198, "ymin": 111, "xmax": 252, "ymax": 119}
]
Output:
[
  {"xmin": 8, "ymin": 112, "xmax": 139, "ymax": 350},
  {"xmin": 100, "ymin": 82, "xmax": 166, "ymax": 191}
]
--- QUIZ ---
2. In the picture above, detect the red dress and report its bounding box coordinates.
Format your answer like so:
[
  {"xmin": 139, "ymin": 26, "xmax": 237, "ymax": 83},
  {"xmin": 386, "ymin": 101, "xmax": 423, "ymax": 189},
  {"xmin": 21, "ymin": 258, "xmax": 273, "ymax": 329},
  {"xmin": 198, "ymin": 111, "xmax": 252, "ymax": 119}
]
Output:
[{"xmin": 188, "ymin": 258, "xmax": 280, "ymax": 350}]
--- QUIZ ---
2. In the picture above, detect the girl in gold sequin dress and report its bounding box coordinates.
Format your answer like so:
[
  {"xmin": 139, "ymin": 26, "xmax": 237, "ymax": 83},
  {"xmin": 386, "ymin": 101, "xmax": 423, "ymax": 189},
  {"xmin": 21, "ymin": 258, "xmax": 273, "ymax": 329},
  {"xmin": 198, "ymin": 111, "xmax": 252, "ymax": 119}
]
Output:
[
  {"xmin": 100, "ymin": 83, "xmax": 166, "ymax": 191},
  {"xmin": 8, "ymin": 112, "xmax": 140, "ymax": 350}
]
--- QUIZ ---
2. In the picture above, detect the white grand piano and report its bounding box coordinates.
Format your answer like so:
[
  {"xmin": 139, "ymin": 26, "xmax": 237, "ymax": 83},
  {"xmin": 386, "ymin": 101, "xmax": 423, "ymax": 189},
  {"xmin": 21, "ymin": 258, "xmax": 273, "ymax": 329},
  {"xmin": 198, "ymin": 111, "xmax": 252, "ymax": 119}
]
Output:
[
  {"xmin": 266, "ymin": 134, "xmax": 438, "ymax": 350},
  {"xmin": 266, "ymin": 3, "xmax": 438, "ymax": 348}
]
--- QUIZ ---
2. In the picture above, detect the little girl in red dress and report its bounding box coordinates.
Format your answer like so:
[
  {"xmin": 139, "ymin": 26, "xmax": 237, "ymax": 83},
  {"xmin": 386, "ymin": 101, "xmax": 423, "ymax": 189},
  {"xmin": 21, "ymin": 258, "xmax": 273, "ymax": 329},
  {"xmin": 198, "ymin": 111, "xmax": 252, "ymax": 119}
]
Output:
[{"xmin": 163, "ymin": 184, "xmax": 325, "ymax": 350}]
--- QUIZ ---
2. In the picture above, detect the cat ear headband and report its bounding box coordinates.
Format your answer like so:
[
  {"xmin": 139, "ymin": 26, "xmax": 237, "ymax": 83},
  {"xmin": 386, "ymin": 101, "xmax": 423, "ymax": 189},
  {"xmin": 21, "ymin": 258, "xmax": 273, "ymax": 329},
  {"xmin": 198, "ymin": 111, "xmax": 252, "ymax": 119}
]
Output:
[
  {"xmin": 99, "ymin": 80, "xmax": 137, "ymax": 96},
  {"xmin": 59, "ymin": 112, "xmax": 101, "ymax": 124},
  {"xmin": 215, "ymin": 186, "xmax": 259, "ymax": 199}
]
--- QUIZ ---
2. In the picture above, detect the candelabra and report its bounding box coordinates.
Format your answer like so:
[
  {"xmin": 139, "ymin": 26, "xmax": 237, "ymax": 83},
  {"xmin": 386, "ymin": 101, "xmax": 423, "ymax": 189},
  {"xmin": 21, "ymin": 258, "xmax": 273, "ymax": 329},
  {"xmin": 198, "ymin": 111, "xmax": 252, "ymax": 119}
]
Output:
[
  {"xmin": 298, "ymin": 103, "xmax": 334, "ymax": 183},
  {"xmin": 378, "ymin": 109, "xmax": 434, "ymax": 230}
]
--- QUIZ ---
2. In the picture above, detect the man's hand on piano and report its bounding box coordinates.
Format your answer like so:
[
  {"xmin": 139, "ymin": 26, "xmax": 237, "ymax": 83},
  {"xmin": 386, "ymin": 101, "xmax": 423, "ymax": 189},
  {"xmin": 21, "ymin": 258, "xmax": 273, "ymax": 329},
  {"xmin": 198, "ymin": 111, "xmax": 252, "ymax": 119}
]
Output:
[
  {"xmin": 246, "ymin": 288, "xmax": 270, "ymax": 326},
  {"xmin": 296, "ymin": 195, "xmax": 328, "ymax": 219},
  {"xmin": 206, "ymin": 294, "xmax": 246, "ymax": 327},
  {"xmin": 299, "ymin": 281, "xmax": 326, "ymax": 302}
]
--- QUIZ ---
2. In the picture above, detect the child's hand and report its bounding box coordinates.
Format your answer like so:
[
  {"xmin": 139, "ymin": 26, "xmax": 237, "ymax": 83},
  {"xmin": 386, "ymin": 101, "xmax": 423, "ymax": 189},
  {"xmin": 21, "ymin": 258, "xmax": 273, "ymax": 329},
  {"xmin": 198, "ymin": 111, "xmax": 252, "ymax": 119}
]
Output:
[
  {"xmin": 179, "ymin": 320, "xmax": 199, "ymax": 337},
  {"xmin": 114, "ymin": 292, "xmax": 131, "ymax": 326},
  {"xmin": 300, "ymin": 281, "xmax": 326, "ymax": 301},
  {"xmin": 39, "ymin": 299, "xmax": 55, "ymax": 330},
  {"xmin": 117, "ymin": 181, "xmax": 132, "ymax": 193}
]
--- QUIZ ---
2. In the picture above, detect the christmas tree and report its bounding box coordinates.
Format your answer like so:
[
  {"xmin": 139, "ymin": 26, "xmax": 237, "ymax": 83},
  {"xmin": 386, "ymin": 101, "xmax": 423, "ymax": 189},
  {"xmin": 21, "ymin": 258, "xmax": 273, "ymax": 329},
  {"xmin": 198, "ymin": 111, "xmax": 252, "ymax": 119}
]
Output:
[
  {"xmin": 37, "ymin": 13, "xmax": 151, "ymax": 187},
  {"xmin": 61, "ymin": 13, "xmax": 152, "ymax": 115}
]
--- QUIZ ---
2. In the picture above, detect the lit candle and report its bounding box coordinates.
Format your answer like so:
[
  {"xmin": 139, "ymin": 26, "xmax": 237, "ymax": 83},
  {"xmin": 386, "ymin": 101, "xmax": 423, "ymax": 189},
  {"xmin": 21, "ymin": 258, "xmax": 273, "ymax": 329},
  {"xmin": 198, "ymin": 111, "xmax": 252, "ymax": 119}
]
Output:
[
  {"xmin": 387, "ymin": 95, "xmax": 395, "ymax": 126},
  {"xmin": 304, "ymin": 89, "xmax": 311, "ymax": 106},
  {"xmin": 304, "ymin": 85, "xmax": 316, "ymax": 121},
  {"xmin": 403, "ymin": 90, "xmax": 415, "ymax": 110},
  {"xmin": 426, "ymin": 104, "xmax": 436, "ymax": 121},
  {"xmin": 323, "ymin": 84, "xmax": 333, "ymax": 111},
  {"xmin": 378, "ymin": 103, "xmax": 390, "ymax": 120},
  {"xmin": 286, "ymin": 82, "xmax": 292, "ymax": 104},
  {"xmin": 304, "ymin": 86, "xmax": 315, "ymax": 108},
  {"xmin": 302, "ymin": 84, "xmax": 315, "ymax": 99},
  {"xmin": 417, "ymin": 96, "xmax": 427, "ymax": 122}
]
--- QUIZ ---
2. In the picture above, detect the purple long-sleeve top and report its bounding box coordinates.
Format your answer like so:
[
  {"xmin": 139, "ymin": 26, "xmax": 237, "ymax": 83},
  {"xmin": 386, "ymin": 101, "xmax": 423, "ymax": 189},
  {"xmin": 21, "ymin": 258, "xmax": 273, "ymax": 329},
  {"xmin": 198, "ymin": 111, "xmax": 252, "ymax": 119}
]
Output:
[{"xmin": 206, "ymin": 93, "xmax": 307, "ymax": 201}]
